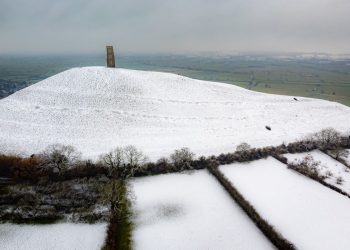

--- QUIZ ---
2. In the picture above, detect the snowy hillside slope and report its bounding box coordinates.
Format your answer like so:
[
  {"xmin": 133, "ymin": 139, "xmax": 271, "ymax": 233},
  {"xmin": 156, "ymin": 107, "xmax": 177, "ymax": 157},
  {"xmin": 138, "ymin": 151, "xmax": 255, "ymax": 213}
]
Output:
[{"xmin": 0, "ymin": 66, "xmax": 349, "ymax": 159}]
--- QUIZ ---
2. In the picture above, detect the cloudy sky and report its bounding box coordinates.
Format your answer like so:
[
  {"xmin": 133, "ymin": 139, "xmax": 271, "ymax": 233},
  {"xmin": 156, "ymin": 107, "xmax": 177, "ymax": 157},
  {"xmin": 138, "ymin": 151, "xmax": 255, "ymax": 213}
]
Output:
[{"xmin": 0, "ymin": 0, "xmax": 349, "ymax": 54}]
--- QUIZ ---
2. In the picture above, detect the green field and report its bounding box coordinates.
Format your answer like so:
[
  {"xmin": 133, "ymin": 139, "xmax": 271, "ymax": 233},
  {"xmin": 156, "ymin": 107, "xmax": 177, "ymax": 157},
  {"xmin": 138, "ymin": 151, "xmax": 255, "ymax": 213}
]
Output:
[{"xmin": 0, "ymin": 54, "xmax": 349, "ymax": 106}]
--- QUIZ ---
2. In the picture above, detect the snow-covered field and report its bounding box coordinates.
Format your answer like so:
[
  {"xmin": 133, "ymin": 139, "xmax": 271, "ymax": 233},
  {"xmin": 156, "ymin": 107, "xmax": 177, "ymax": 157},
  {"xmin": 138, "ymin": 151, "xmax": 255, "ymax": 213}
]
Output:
[
  {"xmin": 130, "ymin": 170, "xmax": 274, "ymax": 250},
  {"xmin": 0, "ymin": 222, "xmax": 107, "ymax": 250},
  {"xmin": 284, "ymin": 150, "xmax": 350, "ymax": 194},
  {"xmin": 0, "ymin": 66, "xmax": 349, "ymax": 159},
  {"xmin": 220, "ymin": 157, "xmax": 350, "ymax": 250}
]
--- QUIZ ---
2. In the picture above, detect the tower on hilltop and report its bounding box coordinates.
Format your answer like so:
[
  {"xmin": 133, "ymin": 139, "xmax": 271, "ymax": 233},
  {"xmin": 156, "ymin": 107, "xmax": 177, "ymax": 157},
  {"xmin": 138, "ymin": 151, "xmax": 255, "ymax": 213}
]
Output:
[{"xmin": 106, "ymin": 46, "xmax": 116, "ymax": 68}]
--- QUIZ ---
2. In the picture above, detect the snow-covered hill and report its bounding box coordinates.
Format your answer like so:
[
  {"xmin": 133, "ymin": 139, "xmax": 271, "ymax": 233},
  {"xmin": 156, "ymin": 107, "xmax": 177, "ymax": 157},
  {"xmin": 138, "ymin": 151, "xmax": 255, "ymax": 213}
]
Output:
[{"xmin": 0, "ymin": 66, "xmax": 349, "ymax": 159}]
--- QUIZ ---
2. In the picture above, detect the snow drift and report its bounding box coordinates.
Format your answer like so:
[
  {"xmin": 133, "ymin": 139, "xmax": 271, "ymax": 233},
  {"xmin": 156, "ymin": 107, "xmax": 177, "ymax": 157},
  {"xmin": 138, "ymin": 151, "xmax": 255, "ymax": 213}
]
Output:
[{"xmin": 0, "ymin": 66, "xmax": 349, "ymax": 159}]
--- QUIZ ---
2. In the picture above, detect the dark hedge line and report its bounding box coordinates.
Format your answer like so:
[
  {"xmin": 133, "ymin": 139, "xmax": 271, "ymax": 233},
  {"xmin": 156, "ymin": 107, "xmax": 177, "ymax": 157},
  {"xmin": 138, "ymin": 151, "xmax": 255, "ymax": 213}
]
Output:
[
  {"xmin": 0, "ymin": 213, "xmax": 63, "ymax": 224},
  {"xmin": 133, "ymin": 140, "xmax": 322, "ymax": 177},
  {"xmin": 0, "ymin": 154, "xmax": 108, "ymax": 182},
  {"xmin": 102, "ymin": 181, "xmax": 133, "ymax": 250},
  {"xmin": 1, "ymin": 136, "xmax": 348, "ymax": 181},
  {"xmin": 133, "ymin": 156, "xmax": 208, "ymax": 177},
  {"xmin": 0, "ymin": 154, "xmax": 40, "ymax": 181},
  {"xmin": 321, "ymin": 150, "xmax": 350, "ymax": 169},
  {"xmin": 208, "ymin": 140, "xmax": 318, "ymax": 166},
  {"xmin": 207, "ymin": 161, "xmax": 295, "ymax": 250},
  {"xmin": 46, "ymin": 163, "xmax": 108, "ymax": 182}
]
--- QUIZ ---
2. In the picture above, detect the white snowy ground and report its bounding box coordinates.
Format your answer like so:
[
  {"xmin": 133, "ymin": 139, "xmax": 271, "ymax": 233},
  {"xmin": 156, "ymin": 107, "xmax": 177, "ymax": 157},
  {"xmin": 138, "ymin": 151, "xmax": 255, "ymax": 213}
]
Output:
[
  {"xmin": 0, "ymin": 66, "xmax": 350, "ymax": 160},
  {"xmin": 0, "ymin": 222, "xmax": 107, "ymax": 250},
  {"xmin": 220, "ymin": 157, "xmax": 350, "ymax": 250},
  {"xmin": 284, "ymin": 150, "xmax": 350, "ymax": 194},
  {"xmin": 130, "ymin": 170, "xmax": 274, "ymax": 250}
]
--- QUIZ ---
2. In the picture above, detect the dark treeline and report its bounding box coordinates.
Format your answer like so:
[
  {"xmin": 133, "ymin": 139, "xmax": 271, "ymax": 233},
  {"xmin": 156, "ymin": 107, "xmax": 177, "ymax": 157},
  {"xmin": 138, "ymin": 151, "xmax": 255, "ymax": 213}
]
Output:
[
  {"xmin": 0, "ymin": 155, "xmax": 107, "ymax": 182},
  {"xmin": 135, "ymin": 131, "xmax": 349, "ymax": 176},
  {"xmin": 1, "ymin": 128, "xmax": 349, "ymax": 182}
]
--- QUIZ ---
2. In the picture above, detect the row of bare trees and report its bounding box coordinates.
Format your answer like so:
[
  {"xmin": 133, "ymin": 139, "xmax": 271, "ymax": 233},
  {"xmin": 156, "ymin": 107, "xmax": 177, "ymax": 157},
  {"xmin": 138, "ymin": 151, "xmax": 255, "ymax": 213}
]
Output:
[
  {"xmin": 1, "ymin": 127, "xmax": 348, "ymax": 181},
  {"xmin": 99, "ymin": 146, "xmax": 148, "ymax": 179}
]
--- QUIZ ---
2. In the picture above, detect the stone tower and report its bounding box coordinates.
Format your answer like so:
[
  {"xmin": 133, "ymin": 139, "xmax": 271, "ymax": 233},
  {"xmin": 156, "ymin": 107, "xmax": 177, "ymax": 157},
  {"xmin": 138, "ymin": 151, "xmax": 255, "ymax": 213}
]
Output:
[{"xmin": 106, "ymin": 46, "xmax": 116, "ymax": 68}]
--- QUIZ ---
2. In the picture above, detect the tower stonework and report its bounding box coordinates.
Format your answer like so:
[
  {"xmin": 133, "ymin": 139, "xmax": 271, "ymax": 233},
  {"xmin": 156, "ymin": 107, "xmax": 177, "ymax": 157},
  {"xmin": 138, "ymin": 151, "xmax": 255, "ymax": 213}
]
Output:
[{"xmin": 106, "ymin": 46, "xmax": 116, "ymax": 68}]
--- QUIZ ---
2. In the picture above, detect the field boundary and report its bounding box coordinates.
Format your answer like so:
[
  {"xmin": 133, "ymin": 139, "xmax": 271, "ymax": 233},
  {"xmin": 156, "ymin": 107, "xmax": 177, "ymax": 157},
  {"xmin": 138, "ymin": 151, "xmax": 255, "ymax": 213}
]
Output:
[
  {"xmin": 273, "ymin": 155, "xmax": 350, "ymax": 199},
  {"xmin": 102, "ymin": 181, "xmax": 133, "ymax": 250},
  {"xmin": 321, "ymin": 149, "xmax": 350, "ymax": 169},
  {"xmin": 206, "ymin": 161, "xmax": 295, "ymax": 250}
]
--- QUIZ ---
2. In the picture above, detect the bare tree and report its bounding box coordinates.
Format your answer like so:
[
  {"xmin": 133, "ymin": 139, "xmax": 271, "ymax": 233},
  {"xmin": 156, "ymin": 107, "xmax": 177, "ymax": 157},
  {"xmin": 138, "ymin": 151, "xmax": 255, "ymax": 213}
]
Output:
[
  {"xmin": 170, "ymin": 147, "xmax": 195, "ymax": 170},
  {"xmin": 123, "ymin": 145, "xmax": 148, "ymax": 167},
  {"xmin": 100, "ymin": 145, "xmax": 148, "ymax": 178},
  {"xmin": 39, "ymin": 144, "xmax": 81, "ymax": 173},
  {"xmin": 313, "ymin": 128, "xmax": 341, "ymax": 150},
  {"xmin": 331, "ymin": 148, "xmax": 349, "ymax": 160},
  {"xmin": 100, "ymin": 147, "xmax": 125, "ymax": 177},
  {"xmin": 236, "ymin": 142, "xmax": 251, "ymax": 152}
]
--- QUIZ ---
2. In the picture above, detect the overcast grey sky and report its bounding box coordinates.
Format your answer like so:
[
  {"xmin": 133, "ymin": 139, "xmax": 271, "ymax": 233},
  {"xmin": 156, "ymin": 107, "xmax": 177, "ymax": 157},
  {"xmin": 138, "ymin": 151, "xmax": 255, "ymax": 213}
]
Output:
[{"xmin": 0, "ymin": 0, "xmax": 349, "ymax": 54}]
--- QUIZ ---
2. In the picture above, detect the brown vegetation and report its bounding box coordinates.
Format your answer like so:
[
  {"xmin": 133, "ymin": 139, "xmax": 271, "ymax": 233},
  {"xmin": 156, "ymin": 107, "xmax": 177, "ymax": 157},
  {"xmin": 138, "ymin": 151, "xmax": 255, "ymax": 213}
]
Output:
[
  {"xmin": 0, "ymin": 154, "xmax": 40, "ymax": 181},
  {"xmin": 287, "ymin": 155, "xmax": 325, "ymax": 181},
  {"xmin": 273, "ymin": 155, "xmax": 350, "ymax": 199}
]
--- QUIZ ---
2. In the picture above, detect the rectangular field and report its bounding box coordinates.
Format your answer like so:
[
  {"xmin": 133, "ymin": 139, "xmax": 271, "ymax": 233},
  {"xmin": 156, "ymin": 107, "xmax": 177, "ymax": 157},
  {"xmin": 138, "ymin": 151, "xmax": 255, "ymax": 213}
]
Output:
[
  {"xmin": 130, "ymin": 170, "xmax": 274, "ymax": 250},
  {"xmin": 284, "ymin": 150, "xmax": 350, "ymax": 194},
  {"xmin": 220, "ymin": 157, "xmax": 350, "ymax": 250},
  {"xmin": 0, "ymin": 223, "xmax": 107, "ymax": 250}
]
